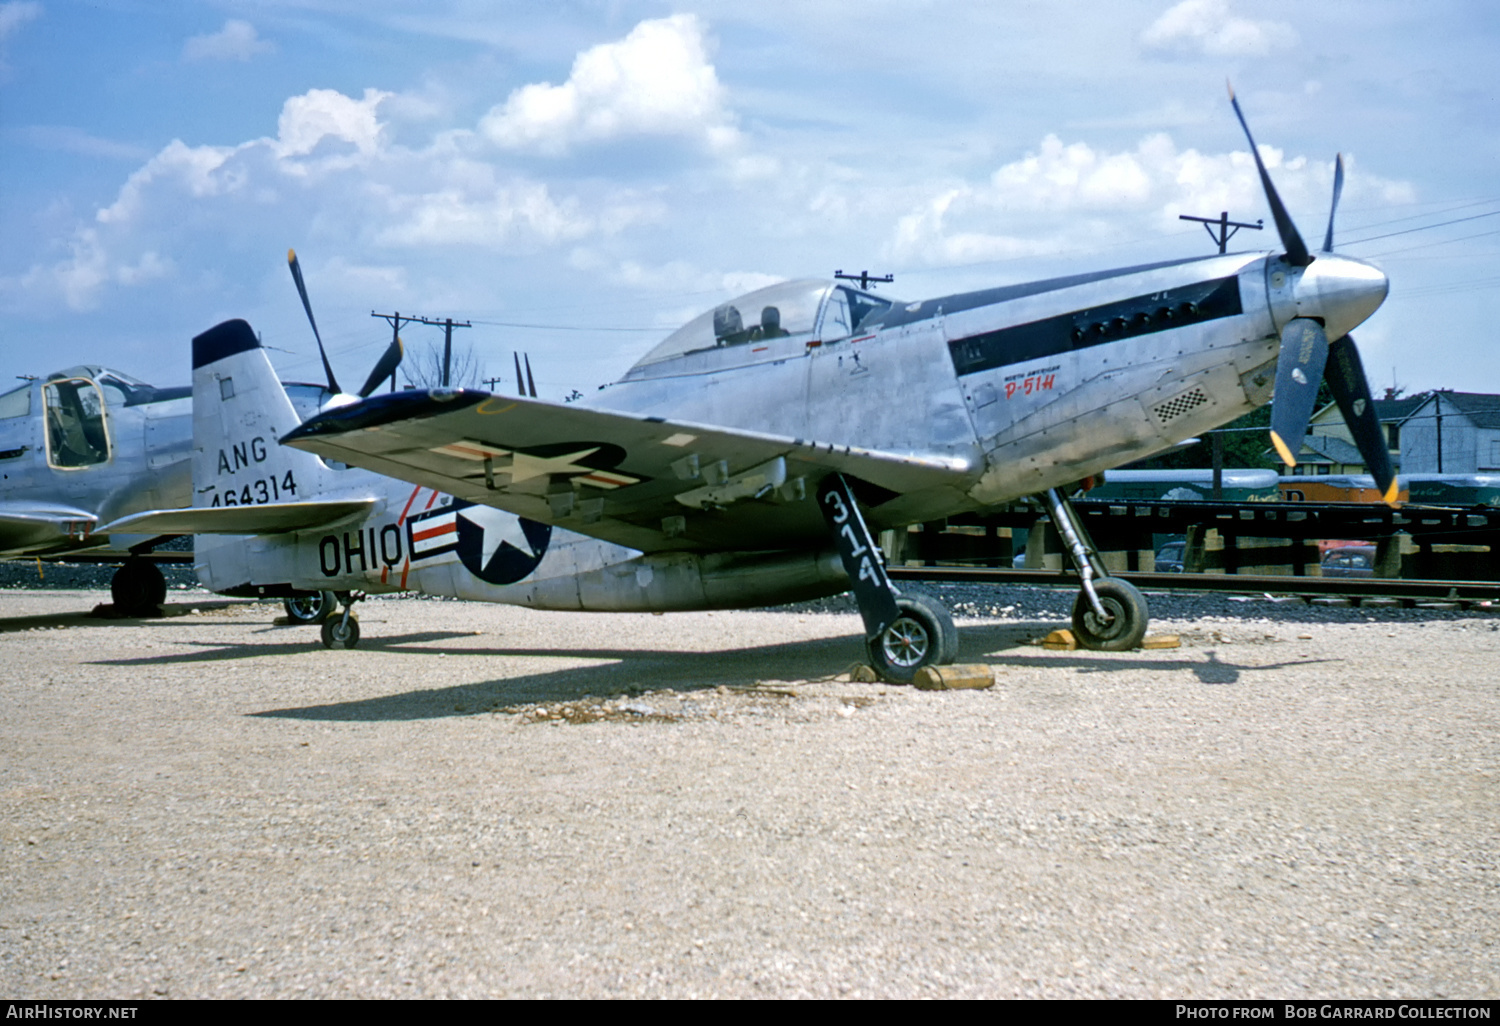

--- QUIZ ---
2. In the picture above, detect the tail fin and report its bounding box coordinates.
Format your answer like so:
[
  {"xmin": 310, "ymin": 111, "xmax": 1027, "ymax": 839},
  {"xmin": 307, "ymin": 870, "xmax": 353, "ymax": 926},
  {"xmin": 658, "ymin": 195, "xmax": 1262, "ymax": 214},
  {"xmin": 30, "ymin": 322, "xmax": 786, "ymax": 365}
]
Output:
[{"xmin": 191, "ymin": 319, "xmax": 338, "ymax": 508}]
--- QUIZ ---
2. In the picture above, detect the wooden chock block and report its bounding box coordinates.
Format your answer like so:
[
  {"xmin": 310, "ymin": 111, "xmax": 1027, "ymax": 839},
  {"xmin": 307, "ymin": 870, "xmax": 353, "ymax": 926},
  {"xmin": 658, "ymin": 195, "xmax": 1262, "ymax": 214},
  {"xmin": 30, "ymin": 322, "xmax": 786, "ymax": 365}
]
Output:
[
  {"xmin": 1041, "ymin": 629, "xmax": 1077, "ymax": 651},
  {"xmin": 913, "ymin": 664, "xmax": 996, "ymax": 691},
  {"xmin": 1141, "ymin": 634, "xmax": 1181, "ymax": 650}
]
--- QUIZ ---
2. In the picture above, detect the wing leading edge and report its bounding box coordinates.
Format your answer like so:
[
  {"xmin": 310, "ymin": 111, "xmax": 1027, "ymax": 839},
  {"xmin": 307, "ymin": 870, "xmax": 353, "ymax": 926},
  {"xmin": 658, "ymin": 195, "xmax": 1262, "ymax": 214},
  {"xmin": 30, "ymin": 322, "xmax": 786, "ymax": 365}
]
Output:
[
  {"xmin": 0, "ymin": 503, "xmax": 100, "ymax": 558},
  {"xmin": 283, "ymin": 390, "xmax": 977, "ymax": 553}
]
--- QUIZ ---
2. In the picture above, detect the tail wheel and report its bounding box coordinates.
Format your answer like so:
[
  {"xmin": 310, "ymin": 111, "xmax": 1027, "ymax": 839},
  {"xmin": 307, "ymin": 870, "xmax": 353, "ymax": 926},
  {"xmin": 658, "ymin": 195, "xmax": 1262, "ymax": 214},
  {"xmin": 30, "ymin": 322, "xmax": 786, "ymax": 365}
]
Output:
[
  {"xmin": 1071, "ymin": 578, "xmax": 1149, "ymax": 652},
  {"xmin": 320, "ymin": 614, "xmax": 360, "ymax": 650},
  {"xmin": 284, "ymin": 590, "xmax": 338, "ymax": 624},
  {"xmin": 864, "ymin": 590, "xmax": 959, "ymax": 683}
]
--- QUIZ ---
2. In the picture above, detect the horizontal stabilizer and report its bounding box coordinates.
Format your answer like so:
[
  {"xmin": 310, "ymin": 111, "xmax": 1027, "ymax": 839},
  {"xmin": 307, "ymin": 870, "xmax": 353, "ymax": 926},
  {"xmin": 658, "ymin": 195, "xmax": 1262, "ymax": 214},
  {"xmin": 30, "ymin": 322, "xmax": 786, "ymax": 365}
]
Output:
[{"xmin": 99, "ymin": 500, "xmax": 375, "ymax": 538}]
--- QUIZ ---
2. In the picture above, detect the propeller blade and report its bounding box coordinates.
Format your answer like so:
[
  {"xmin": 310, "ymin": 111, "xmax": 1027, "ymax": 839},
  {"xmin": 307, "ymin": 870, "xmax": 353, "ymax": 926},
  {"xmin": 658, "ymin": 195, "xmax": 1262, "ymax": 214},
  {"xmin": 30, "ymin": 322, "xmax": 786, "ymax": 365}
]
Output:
[
  {"xmin": 1269, "ymin": 317, "xmax": 1330, "ymax": 467},
  {"xmin": 357, "ymin": 337, "xmax": 404, "ymax": 398},
  {"xmin": 287, "ymin": 249, "xmax": 342, "ymax": 395},
  {"xmin": 1322, "ymin": 153, "xmax": 1345, "ymax": 252},
  {"xmin": 1325, "ymin": 333, "xmax": 1399, "ymax": 504},
  {"xmin": 1228, "ymin": 84, "xmax": 1311, "ymax": 267},
  {"xmin": 524, "ymin": 354, "xmax": 537, "ymax": 398}
]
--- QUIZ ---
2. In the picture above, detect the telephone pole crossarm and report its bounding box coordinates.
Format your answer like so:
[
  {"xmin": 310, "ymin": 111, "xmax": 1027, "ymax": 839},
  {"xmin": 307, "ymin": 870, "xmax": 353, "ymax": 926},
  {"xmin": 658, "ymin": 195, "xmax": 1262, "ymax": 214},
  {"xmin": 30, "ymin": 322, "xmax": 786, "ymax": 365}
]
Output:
[
  {"xmin": 1178, "ymin": 211, "xmax": 1263, "ymax": 254},
  {"xmin": 372, "ymin": 311, "xmax": 473, "ymax": 387}
]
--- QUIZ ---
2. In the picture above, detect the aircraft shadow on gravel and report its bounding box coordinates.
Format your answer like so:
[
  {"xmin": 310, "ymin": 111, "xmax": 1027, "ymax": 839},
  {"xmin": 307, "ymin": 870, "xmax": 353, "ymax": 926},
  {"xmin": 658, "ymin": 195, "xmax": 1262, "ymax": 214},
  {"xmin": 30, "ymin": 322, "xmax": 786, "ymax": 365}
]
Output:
[{"xmin": 68, "ymin": 617, "xmax": 1327, "ymax": 718}]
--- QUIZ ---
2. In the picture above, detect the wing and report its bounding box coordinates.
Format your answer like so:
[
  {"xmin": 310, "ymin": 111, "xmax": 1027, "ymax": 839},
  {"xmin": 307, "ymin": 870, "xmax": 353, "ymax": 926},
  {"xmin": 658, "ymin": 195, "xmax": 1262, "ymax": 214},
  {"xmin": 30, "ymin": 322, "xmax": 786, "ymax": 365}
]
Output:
[
  {"xmin": 98, "ymin": 500, "xmax": 376, "ymax": 538},
  {"xmin": 0, "ymin": 503, "xmax": 100, "ymax": 558},
  {"xmin": 283, "ymin": 390, "xmax": 976, "ymax": 552}
]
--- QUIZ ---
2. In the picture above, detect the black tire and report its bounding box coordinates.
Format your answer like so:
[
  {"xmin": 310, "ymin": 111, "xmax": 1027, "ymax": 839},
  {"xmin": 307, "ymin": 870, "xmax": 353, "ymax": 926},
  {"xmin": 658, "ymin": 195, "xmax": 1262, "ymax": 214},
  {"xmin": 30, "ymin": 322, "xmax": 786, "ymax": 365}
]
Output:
[
  {"xmin": 320, "ymin": 614, "xmax": 360, "ymax": 650},
  {"xmin": 1071, "ymin": 578, "xmax": 1149, "ymax": 652},
  {"xmin": 111, "ymin": 559, "xmax": 166, "ymax": 617},
  {"xmin": 284, "ymin": 590, "xmax": 338, "ymax": 625},
  {"xmin": 864, "ymin": 591, "xmax": 959, "ymax": 683}
]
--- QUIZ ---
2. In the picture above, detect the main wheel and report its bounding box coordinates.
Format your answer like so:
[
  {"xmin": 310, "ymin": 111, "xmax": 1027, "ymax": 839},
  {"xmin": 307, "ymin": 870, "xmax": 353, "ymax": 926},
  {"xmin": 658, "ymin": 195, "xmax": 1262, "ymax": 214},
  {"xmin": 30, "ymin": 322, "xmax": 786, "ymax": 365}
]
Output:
[
  {"xmin": 864, "ymin": 591, "xmax": 959, "ymax": 683},
  {"xmin": 284, "ymin": 590, "xmax": 338, "ymax": 625},
  {"xmin": 320, "ymin": 614, "xmax": 360, "ymax": 650},
  {"xmin": 1071, "ymin": 578, "xmax": 1148, "ymax": 652},
  {"xmin": 111, "ymin": 559, "xmax": 166, "ymax": 617}
]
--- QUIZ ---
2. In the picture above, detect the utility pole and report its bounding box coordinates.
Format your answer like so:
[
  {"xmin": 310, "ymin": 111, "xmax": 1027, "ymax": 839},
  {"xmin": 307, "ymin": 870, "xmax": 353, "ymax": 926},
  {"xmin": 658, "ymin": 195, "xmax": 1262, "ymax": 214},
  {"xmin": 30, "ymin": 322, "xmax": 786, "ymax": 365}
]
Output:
[
  {"xmin": 1178, "ymin": 211, "xmax": 1263, "ymax": 254},
  {"xmin": 834, "ymin": 269, "xmax": 894, "ymax": 290},
  {"xmin": 371, "ymin": 311, "xmax": 473, "ymax": 387},
  {"xmin": 369, "ymin": 311, "xmax": 420, "ymax": 392}
]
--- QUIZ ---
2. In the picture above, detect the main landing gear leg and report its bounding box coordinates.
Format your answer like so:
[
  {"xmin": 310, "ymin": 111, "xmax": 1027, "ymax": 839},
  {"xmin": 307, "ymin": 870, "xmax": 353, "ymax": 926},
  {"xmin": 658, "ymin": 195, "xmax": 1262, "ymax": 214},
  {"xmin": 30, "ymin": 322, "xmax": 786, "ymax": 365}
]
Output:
[
  {"xmin": 1040, "ymin": 487, "xmax": 1148, "ymax": 651},
  {"xmin": 818, "ymin": 474, "xmax": 958, "ymax": 683},
  {"xmin": 320, "ymin": 591, "xmax": 362, "ymax": 649}
]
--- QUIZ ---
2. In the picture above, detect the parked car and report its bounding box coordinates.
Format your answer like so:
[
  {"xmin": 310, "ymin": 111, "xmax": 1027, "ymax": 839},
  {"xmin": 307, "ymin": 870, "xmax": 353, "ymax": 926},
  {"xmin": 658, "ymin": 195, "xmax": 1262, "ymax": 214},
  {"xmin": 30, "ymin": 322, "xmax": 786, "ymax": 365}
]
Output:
[
  {"xmin": 1321, "ymin": 544, "xmax": 1376, "ymax": 578},
  {"xmin": 1155, "ymin": 539, "xmax": 1186, "ymax": 573}
]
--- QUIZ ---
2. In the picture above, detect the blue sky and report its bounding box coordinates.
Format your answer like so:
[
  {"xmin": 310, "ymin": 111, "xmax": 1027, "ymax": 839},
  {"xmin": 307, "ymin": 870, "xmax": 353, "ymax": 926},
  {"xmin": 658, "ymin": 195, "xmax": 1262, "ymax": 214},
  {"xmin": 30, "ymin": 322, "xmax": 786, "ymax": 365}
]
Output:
[{"xmin": 2, "ymin": 0, "xmax": 1497, "ymax": 400}]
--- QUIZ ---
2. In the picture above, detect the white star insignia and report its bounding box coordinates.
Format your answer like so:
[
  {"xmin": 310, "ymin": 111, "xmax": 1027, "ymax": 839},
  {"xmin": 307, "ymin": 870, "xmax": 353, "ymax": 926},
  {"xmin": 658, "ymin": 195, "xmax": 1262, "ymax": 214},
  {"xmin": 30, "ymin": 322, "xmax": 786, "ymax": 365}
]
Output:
[
  {"xmin": 459, "ymin": 504, "xmax": 537, "ymax": 570},
  {"xmin": 502, "ymin": 447, "xmax": 601, "ymax": 484}
]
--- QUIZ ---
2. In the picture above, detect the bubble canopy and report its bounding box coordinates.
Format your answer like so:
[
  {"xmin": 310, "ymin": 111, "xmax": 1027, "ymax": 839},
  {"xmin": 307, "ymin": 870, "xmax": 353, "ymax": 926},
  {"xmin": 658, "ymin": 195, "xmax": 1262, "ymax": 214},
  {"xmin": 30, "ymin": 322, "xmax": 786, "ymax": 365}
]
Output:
[{"xmin": 626, "ymin": 279, "xmax": 895, "ymax": 378}]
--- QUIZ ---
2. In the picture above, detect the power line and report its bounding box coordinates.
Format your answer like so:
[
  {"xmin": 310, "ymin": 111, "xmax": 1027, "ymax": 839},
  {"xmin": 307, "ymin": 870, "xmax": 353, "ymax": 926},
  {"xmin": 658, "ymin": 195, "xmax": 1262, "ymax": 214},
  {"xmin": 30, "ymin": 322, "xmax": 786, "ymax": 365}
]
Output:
[
  {"xmin": 466, "ymin": 318, "xmax": 661, "ymax": 333},
  {"xmin": 1341, "ymin": 208, "xmax": 1500, "ymax": 247}
]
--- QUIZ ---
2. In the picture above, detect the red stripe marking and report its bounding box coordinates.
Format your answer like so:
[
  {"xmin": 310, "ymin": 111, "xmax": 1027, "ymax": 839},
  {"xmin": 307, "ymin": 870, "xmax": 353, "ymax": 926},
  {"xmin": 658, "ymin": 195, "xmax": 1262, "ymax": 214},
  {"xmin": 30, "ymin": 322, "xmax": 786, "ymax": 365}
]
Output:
[
  {"xmin": 445, "ymin": 443, "xmax": 495, "ymax": 459},
  {"xmin": 386, "ymin": 485, "xmax": 423, "ymax": 584},
  {"xmin": 396, "ymin": 485, "xmax": 422, "ymax": 525},
  {"xmin": 412, "ymin": 522, "xmax": 456, "ymax": 543}
]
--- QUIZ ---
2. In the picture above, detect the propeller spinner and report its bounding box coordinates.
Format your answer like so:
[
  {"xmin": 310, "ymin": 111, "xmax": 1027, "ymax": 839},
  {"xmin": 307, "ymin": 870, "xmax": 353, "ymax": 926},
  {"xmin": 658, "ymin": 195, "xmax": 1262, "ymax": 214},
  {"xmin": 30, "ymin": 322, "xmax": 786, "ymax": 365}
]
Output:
[
  {"xmin": 1228, "ymin": 87, "xmax": 1397, "ymax": 505},
  {"xmin": 287, "ymin": 249, "xmax": 404, "ymax": 402}
]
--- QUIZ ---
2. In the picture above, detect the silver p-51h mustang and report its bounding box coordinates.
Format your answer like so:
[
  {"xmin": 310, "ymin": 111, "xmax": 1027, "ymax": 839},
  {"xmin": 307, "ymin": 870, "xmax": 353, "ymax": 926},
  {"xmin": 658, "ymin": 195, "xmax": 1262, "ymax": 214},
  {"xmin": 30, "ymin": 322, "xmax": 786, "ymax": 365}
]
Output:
[{"xmin": 107, "ymin": 91, "xmax": 1397, "ymax": 681}]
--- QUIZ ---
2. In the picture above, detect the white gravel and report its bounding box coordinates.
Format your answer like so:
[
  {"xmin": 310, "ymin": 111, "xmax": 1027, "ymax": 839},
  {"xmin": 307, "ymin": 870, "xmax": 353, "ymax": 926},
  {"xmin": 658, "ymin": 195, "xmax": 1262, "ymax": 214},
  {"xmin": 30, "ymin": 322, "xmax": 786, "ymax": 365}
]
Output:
[{"xmin": 1, "ymin": 587, "xmax": 1497, "ymax": 999}]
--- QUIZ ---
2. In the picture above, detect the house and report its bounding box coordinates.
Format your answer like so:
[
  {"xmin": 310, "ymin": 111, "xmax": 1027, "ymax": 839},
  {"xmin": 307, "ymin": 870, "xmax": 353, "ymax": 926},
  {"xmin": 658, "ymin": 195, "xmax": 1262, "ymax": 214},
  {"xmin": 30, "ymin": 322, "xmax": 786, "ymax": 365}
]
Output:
[
  {"xmin": 1279, "ymin": 391, "xmax": 1432, "ymax": 476},
  {"xmin": 1398, "ymin": 391, "xmax": 1500, "ymax": 474}
]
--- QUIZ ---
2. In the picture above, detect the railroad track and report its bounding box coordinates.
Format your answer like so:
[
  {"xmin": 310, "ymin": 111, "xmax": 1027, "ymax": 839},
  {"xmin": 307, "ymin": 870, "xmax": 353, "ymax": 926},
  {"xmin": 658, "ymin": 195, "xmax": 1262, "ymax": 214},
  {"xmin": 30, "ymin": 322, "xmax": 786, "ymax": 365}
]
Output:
[{"xmin": 888, "ymin": 565, "xmax": 1500, "ymax": 604}]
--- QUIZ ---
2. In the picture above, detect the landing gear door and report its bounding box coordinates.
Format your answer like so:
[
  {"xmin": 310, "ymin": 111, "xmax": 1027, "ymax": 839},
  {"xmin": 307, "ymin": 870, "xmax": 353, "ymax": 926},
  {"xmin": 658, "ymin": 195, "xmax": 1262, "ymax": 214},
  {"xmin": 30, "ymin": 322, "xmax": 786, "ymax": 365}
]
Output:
[{"xmin": 44, "ymin": 377, "xmax": 111, "ymax": 469}]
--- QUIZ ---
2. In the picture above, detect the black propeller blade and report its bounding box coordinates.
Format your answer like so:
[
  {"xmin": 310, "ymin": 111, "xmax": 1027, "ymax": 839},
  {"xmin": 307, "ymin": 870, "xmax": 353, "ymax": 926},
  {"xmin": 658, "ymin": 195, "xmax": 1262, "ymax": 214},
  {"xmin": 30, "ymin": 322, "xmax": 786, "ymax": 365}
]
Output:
[
  {"xmin": 1322, "ymin": 153, "xmax": 1345, "ymax": 253},
  {"xmin": 287, "ymin": 248, "xmax": 404, "ymax": 400},
  {"xmin": 1324, "ymin": 334, "xmax": 1399, "ymax": 504},
  {"xmin": 513, "ymin": 352, "xmax": 538, "ymax": 398},
  {"xmin": 287, "ymin": 249, "xmax": 341, "ymax": 395},
  {"xmin": 1228, "ymin": 83, "xmax": 1311, "ymax": 267},
  {"xmin": 358, "ymin": 337, "xmax": 404, "ymax": 398},
  {"xmin": 1269, "ymin": 317, "xmax": 1330, "ymax": 467}
]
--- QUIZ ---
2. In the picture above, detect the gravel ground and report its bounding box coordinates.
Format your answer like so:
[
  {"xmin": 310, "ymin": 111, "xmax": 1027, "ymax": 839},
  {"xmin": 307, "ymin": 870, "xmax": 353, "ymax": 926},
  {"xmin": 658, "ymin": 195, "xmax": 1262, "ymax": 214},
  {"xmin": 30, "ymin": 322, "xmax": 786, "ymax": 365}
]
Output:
[{"xmin": 1, "ymin": 584, "xmax": 1496, "ymax": 999}]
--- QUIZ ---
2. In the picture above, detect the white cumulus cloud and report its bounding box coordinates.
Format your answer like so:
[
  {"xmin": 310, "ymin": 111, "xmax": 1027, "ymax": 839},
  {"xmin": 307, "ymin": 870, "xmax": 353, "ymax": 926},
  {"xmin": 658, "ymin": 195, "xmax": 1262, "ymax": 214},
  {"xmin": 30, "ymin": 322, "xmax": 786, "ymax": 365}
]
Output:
[
  {"xmin": 888, "ymin": 132, "xmax": 1409, "ymax": 268},
  {"xmin": 1140, "ymin": 0, "xmax": 1298, "ymax": 57},
  {"xmin": 275, "ymin": 88, "xmax": 390, "ymax": 160},
  {"xmin": 16, "ymin": 81, "xmax": 670, "ymax": 311},
  {"xmin": 479, "ymin": 14, "xmax": 738, "ymax": 155},
  {"xmin": 183, "ymin": 19, "xmax": 274, "ymax": 63}
]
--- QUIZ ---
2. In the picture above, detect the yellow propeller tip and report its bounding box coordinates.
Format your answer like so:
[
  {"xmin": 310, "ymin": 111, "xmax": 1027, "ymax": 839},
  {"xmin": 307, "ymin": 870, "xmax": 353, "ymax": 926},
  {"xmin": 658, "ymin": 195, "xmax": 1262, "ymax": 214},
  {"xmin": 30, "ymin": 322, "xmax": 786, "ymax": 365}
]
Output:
[
  {"xmin": 1270, "ymin": 431, "xmax": 1297, "ymax": 467},
  {"xmin": 287, "ymin": 248, "xmax": 297, "ymax": 262},
  {"xmin": 1383, "ymin": 480, "xmax": 1401, "ymax": 506}
]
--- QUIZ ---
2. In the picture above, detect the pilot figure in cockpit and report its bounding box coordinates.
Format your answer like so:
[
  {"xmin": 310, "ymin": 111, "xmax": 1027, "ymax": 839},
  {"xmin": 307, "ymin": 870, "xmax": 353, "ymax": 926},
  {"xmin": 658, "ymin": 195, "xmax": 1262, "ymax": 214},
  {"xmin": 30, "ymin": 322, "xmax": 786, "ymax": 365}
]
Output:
[
  {"xmin": 713, "ymin": 304, "xmax": 746, "ymax": 346},
  {"xmin": 752, "ymin": 306, "xmax": 789, "ymax": 340}
]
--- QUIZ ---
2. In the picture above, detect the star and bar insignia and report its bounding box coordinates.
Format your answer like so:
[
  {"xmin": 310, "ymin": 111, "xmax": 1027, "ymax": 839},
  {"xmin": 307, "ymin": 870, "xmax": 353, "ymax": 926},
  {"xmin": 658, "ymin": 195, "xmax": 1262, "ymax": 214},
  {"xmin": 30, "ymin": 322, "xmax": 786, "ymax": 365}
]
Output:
[{"xmin": 430, "ymin": 439, "xmax": 646, "ymax": 490}]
